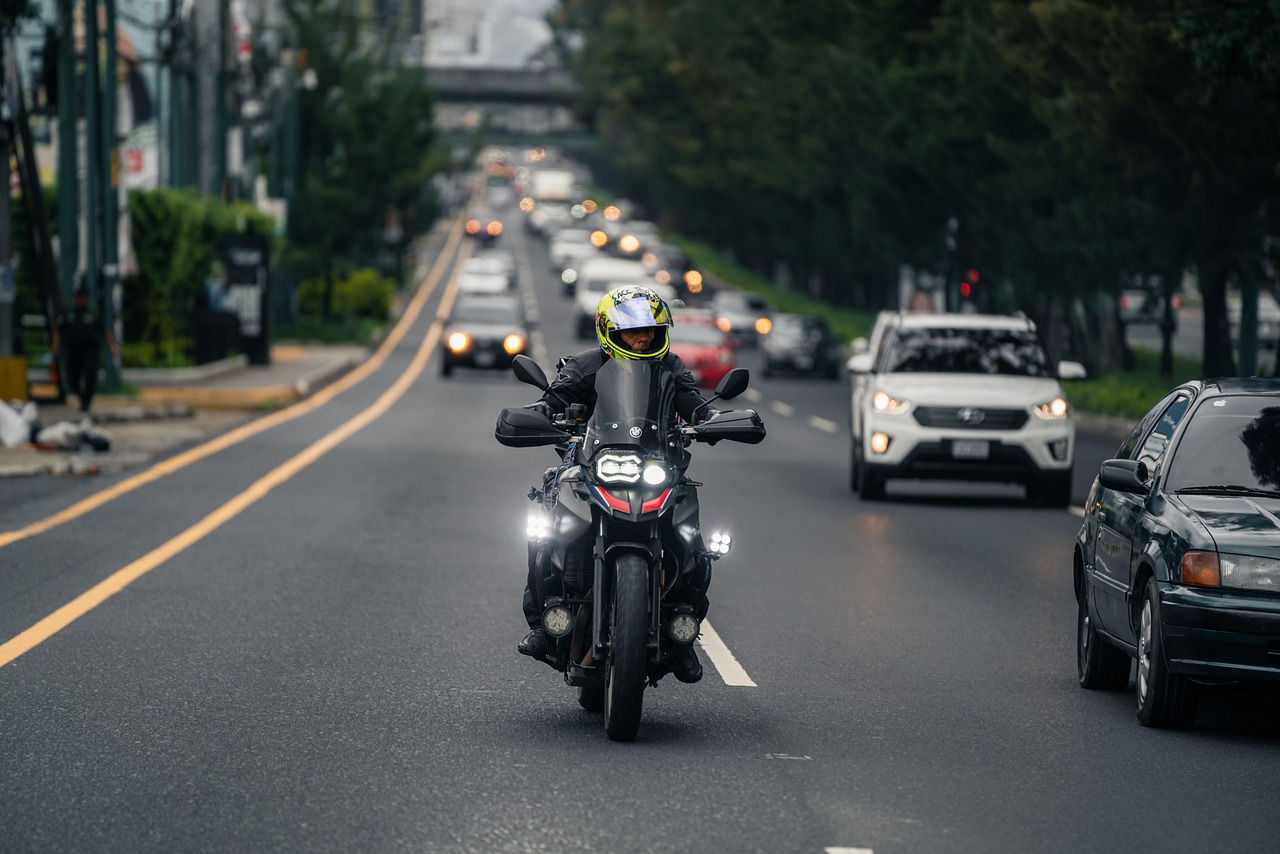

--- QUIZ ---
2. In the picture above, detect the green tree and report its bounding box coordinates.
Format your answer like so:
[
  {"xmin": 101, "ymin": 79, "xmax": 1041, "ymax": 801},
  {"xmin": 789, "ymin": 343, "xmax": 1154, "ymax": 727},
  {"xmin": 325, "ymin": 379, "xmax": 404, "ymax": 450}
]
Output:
[{"xmin": 281, "ymin": 0, "xmax": 442, "ymax": 318}]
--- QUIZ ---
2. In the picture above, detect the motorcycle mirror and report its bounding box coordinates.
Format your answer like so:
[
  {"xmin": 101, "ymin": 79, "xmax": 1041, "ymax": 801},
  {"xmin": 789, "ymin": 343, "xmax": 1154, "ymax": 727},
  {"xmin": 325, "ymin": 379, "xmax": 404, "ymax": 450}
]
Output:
[
  {"xmin": 710, "ymin": 368, "xmax": 749, "ymax": 402},
  {"xmin": 512, "ymin": 354, "xmax": 550, "ymax": 390}
]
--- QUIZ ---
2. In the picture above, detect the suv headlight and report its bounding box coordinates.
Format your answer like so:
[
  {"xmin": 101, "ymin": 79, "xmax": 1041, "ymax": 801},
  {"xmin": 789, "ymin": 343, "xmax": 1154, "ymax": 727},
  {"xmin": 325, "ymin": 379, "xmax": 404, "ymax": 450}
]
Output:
[
  {"xmin": 595, "ymin": 452, "xmax": 643, "ymax": 483},
  {"xmin": 871, "ymin": 390, "xmax": 911, "ymax": 415},
  {"xmin": 1032, "ymin": 397, "xmax": 1070, "ymax": 420}
]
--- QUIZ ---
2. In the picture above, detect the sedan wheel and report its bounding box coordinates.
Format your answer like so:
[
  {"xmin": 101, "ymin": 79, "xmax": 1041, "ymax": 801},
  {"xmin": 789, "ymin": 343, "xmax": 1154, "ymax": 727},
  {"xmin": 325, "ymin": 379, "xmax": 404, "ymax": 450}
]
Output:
[
  {"xmin": 1135, "ymin": 578, "xmax": 1198, "ymax": 727},
  {"xmin": 1077, "ymin": 594, "xmax": 1129, "ymax": 690}
]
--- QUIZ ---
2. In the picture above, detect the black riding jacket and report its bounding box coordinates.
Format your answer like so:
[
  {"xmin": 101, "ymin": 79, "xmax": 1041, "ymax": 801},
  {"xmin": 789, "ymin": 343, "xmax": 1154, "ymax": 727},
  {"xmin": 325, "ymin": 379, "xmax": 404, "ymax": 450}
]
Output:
[{"xmin": 537, "ymin": 348, "xmax": 709, "ymax": 424}]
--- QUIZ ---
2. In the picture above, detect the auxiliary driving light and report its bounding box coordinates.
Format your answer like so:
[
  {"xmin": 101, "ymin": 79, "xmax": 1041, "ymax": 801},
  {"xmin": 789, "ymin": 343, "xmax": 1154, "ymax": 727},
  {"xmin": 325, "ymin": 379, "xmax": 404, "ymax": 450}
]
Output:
[
  {"xmin": 447, "ymin": 332, "xmax": 470, "ymax": 352},
  {"xmin": 503, "ymin": 334, "xmax": 525, "ymax": 355},
  {"xmin": 665, "ymin": 610, "xmax": 700, "ymax": 645},
  {"xmin": 708, "ymin": 531, "xmax": 732, "ymax": 555},
  {"xmin": 527, "ymin": 511, "xmax": 552, "ymax": 541},
  {"xmin": 542, "ymin": 600, "xmax": 575, "ymax": 638}
]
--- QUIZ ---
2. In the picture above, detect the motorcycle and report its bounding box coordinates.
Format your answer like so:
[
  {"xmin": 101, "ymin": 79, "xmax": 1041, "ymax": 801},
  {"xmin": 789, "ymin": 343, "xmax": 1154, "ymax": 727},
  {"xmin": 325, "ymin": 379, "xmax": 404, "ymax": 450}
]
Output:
[{"xmin": 495, "ymin": 354, "xmax": 765, "ymax": 741}]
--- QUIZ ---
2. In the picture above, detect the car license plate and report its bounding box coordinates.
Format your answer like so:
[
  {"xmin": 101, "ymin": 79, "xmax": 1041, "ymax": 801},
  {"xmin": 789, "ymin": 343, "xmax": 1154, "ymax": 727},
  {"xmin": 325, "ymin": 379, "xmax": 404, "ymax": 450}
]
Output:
[
  {"xmin": 951, "ymin": 440, "xmax": 990, "ymax": 460},
  {"xmin": 474, "ymin": 351, "xmax": 496, "ymax": 368}
]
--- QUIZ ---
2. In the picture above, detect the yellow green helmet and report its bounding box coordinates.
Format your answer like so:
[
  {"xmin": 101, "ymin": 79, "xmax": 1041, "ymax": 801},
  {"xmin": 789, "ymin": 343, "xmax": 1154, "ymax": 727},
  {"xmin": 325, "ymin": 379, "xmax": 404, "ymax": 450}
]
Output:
[{"xmin": 596, "ymin": 285, "xmax": 674, "ymax": 360}]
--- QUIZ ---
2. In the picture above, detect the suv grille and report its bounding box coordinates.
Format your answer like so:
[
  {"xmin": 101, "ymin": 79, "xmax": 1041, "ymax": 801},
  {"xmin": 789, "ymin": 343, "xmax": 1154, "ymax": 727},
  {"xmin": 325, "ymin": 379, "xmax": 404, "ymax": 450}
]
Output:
[{"xmin": 913, "ymin": 407, "xmax": 1028, "ymax": 430}]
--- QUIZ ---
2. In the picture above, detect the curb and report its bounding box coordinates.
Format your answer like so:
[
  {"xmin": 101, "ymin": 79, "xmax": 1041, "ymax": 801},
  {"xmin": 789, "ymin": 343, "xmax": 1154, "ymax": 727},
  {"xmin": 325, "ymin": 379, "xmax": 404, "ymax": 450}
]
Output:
[{"xmin": 120, "ymin": 355, "xmax": 249, "ymax": 387}]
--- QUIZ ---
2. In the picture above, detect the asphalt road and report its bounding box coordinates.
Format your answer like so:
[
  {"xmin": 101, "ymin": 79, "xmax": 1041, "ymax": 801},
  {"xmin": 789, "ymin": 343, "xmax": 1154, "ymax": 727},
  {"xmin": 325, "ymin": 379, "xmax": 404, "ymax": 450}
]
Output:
[{"xmin": 2, "ymin": 212, "xmax": 1278, "ymax": 854}]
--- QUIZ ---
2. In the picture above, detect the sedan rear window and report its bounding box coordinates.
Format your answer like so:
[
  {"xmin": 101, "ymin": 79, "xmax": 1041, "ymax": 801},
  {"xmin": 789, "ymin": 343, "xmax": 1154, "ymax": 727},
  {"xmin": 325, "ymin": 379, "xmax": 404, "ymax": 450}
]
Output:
[{"xmin": 878, "ymin": 328, "xmax": 1053, "ymax": 377}]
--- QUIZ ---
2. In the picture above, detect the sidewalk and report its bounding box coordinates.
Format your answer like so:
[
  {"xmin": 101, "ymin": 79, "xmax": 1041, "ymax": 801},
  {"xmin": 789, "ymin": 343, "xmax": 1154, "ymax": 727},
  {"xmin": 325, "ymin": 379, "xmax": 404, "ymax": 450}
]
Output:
[{"xmin": 0, "ymin": 343, "xmax": 368, "ymax": 478}]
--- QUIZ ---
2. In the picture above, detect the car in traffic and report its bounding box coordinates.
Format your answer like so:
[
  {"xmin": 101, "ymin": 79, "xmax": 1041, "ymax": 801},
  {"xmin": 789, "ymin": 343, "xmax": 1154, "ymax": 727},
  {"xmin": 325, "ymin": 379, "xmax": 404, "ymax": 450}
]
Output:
[
  {"xmin": 668, "ymin": 309, "xmax": 736, "ymax": 389},
  {"xmin": 846, "ymin": 312, "xmax": 1086, "ymax": 504},
  {"xmin": 464, "ymin": 209, "xmax": 504, "ymax": 246},
  {"xmin": 456, "ymin": 254, "xmax": 514, "ymax": 296},
  {"xmin": 762, "ymin": 314, "xmax": 844, "ymax": 379},
  {"xmin": 709, "ymin": 290, "xmax": 773, "ymax": 348},
  {"xmin": 440, "ymin": 293, "xmax": 529, "ymax": 377},
  {"xmin": 1074, "ymin": 378, "xmax": 1280, "ymax": 727},
  {"xmin": 1119, "ymin": 289, "xmax": 1181, "ymax": 332},
  {"xmin": 1226, "ymin": 289, "xmax": 1280, "ymax": 355}
]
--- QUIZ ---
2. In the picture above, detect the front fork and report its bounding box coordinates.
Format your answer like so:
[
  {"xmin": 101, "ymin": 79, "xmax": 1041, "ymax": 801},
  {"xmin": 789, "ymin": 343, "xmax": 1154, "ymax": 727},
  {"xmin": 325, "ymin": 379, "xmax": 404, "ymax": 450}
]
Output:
[{"xmin": 591, "ymin": 518, "xmax": 664, "ymax": 667}]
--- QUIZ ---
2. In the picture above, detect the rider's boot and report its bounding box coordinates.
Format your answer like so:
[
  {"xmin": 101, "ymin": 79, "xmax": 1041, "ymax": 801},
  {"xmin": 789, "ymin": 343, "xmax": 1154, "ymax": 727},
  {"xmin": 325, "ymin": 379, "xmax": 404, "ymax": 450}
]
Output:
[
  {"xmin": 518, "ymin": 628, "xmax": 550, "ymax": 659},
  {"xmin": 672, "ymin": 645, "xmax": 703, "ymax": 684}
]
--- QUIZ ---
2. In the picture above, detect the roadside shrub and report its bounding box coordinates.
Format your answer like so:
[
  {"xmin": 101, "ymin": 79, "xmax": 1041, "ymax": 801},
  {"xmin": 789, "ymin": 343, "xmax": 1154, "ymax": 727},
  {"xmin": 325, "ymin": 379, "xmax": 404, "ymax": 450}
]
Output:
[
  {"xmin": 123, "ymin": 188, "xmax": 274, "ymax": 367},
  {"xmin": 1063, "ymin": 349, "xmax": 1204, "ymax": 419},
  {"xmin": 296, "ymin": 268, "xmax": 393, "ymax": 321}
]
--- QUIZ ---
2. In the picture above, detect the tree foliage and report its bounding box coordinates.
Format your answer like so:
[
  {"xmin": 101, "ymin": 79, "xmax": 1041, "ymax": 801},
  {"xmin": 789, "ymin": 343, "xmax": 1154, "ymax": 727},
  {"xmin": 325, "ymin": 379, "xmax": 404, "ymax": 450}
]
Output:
[
  {"xmin": 280, "ymin": 0, "xmax": 442, "ymax": 315},
  {"xmin": 551, "ymin": 0, "xmax": 1280, "ymax": 372}
]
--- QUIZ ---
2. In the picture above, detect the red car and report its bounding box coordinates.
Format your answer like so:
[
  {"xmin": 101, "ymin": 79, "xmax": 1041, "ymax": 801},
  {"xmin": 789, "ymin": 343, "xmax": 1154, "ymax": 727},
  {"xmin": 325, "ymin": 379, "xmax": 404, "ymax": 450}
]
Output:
[{"xmin": 669, "ymin": 311, "xmax": 736, "ymax": 389}]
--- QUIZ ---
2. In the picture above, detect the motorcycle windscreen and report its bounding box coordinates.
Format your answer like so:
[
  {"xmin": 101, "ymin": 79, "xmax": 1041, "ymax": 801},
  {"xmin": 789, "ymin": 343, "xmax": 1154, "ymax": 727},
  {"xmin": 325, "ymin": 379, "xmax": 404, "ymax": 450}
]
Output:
[{"xmin": 583, "ymin": 359, "xmax": 679, "ymax": 461}]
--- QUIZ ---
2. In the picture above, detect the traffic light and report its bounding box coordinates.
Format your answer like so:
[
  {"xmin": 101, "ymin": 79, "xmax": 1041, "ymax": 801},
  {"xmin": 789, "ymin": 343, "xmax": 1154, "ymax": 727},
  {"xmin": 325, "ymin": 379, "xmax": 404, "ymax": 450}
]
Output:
[{"xmin": 960, "ymin": 268, "xmax": 979, "ymax": 299}]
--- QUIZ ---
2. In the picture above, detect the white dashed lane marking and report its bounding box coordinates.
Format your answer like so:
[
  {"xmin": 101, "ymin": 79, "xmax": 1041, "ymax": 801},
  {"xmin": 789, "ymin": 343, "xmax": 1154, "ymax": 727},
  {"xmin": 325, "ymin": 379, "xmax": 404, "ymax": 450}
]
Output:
[
  {"xmin": 808, "ymin": 416, "xmax": 838, "ymax": 433},
  {"xmin": 825, "ymin": 848, "xmax": 874, "ymax": 854},
  {"xmin": 697, "ymin": 620, "xmax": 756, "ymax": 687},
  {"xmin": 771, "ymin": 401, "xmax": 795, "ymax": 417}
]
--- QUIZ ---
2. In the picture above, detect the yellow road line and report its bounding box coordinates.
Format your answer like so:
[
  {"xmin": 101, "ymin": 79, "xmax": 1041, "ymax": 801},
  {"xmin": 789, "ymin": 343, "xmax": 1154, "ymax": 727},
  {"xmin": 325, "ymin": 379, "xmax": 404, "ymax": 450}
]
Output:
[
  {"xmin": 0, "ymin": 218, "xmax": 466, "ymax": 552},
  {"xmin": 0, "ymin": 240, "xmax": 470, "ymax": 668}
]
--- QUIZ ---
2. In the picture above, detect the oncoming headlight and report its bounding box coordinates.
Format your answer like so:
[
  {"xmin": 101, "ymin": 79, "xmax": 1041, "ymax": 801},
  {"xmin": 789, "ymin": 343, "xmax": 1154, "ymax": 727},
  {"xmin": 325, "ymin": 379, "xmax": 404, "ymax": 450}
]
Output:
[
  {"xmin": 871, "ymin": 390, "xmax": 911, "ymax": 415},
  {"xmin": 595, "ymin": 452, "xmax": 643, "ymax": 483},
  {"xmin": 1032, "ymin": 397, "xmax": 1070, "ymax": 420}
]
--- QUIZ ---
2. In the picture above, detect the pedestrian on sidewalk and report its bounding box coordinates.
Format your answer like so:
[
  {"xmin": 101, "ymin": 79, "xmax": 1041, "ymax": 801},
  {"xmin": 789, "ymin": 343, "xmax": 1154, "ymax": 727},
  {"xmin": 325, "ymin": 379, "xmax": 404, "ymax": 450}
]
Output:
[{"xmin": 52, "ymin": 286, "xmax": 120, "ymax": 414}]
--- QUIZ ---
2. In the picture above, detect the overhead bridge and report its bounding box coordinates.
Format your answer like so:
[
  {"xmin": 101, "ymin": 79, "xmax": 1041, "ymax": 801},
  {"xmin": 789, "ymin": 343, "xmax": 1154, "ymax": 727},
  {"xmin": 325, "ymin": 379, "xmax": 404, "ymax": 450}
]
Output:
[{"xmin": 425, "ymin": 66, "xmax": 585, "ymax": 139}]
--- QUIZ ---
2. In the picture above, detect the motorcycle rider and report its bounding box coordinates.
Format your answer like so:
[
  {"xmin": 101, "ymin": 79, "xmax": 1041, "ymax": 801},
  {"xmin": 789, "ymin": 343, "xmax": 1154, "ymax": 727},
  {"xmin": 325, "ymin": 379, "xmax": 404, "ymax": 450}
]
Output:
[{"xmin": 517, "ymin": 284, "xmax": 714, "ymax": 683}]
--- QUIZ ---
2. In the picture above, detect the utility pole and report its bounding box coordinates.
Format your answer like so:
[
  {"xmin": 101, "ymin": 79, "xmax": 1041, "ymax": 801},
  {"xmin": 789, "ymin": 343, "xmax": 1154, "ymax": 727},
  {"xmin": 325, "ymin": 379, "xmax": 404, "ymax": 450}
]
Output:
[
  {"xmin": 102, "ymin": 0, "xmax": 121, "ymax": 387},
  {"xmin": 85, "ymin": 0, "xmax": 101, "ymax": 305},
  {"xmin": 213, "ymin": 0, "xmax": 227, "ymax": 199},
  {"xmin": 57, "ymin": 0, "xmax": 77, "ymax": 303},
  {"xmin": 0, "ymin": 29, "xmax": 11, "ymax": 359}
]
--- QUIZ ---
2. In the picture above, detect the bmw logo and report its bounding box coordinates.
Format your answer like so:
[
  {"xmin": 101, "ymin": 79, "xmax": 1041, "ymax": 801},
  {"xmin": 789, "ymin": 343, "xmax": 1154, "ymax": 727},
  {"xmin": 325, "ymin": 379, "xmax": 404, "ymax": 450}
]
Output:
[{"xmin": 629, "ymin": 426, "xmax": 643, "ymax": 438}]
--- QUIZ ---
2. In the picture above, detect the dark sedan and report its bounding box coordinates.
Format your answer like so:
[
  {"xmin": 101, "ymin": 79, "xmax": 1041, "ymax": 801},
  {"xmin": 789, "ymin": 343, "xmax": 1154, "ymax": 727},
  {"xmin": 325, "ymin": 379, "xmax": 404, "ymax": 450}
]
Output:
[
  {"xmin": 762, "ymin": 314, "xmax": 843, "ymax": 379},
  {"xmin": 1074, "ymin": 378, "xmax": 1280, "ymax": 727},
  {"xmin": 441, "ymin": 293, "xmax": 528, "ymax": 377}
]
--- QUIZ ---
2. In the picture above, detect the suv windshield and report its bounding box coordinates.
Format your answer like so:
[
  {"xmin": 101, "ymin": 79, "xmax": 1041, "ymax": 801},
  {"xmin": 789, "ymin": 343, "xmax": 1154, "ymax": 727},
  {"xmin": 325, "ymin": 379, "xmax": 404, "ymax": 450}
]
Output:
[{"xmin": 877, "ymin": 327, "xmax": 1054, "ymax": 377}]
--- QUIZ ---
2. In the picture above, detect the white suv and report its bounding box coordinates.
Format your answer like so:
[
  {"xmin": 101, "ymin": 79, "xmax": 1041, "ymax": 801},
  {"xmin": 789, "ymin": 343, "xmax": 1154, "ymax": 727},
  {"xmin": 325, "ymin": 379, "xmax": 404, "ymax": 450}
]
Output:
[{"xmin": 847, "ymin": 312, "xmax": 1087, "ymax": 505}]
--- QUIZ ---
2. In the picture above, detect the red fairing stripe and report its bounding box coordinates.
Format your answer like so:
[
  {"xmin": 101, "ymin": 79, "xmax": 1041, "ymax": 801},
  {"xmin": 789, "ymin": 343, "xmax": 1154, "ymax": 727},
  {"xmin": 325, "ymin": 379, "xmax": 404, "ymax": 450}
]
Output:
[
  {"xmin": 641, "ymin": 489, "xmax": 673, "ymax": 514},
  {"xmin": 594, "ymin": 486, "xmax": 630, "ymax": 512}
]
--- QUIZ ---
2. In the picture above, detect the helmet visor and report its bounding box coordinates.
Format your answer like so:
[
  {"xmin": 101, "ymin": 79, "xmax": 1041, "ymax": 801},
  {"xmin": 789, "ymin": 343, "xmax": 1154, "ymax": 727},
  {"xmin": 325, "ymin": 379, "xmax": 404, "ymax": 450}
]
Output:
[{"xmin": 606, "ymin": 296, "xmax": 670, "ymax": 331}]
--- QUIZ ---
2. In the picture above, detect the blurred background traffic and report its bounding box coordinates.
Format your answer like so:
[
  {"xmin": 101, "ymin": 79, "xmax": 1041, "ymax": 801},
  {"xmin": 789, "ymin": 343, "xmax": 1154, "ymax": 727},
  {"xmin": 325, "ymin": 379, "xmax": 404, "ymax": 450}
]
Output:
[{"xmin": 0, "ymin": 0, "xmax": 1275, "ymax": 416}]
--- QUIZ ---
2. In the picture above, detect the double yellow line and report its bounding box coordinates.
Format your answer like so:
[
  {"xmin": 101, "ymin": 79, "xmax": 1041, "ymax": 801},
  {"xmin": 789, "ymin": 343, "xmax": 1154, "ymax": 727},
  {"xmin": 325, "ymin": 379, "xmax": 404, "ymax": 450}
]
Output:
[{"xmin": 0, "ymin": 221, "xmax": 471, "ymax": 668}]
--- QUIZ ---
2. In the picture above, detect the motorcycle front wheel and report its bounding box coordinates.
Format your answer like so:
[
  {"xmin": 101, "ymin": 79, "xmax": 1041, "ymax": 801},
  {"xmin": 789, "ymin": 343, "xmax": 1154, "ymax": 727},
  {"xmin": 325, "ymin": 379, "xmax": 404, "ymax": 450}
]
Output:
[{"xmin": 604, "ymin": 554, "xmax": 648, "ymax": 741}]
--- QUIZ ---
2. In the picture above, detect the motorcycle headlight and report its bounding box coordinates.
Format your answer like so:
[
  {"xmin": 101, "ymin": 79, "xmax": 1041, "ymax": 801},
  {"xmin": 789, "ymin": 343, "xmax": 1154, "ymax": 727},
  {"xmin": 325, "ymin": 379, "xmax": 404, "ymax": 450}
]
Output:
[
  {"xmin": 595, "ymin": 452, "xmax": 643, "ymax": 484},
  {"xmin": 1032, "ymin": 396, "xmax": 1070, "ymax": 420},
  {"xmin": 642, "ymin": 463, "xmax": 668, "ymax": 485},
  {"xmin": 872, "ymin": 390, "xmax": 911, "ymax": 415}
]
